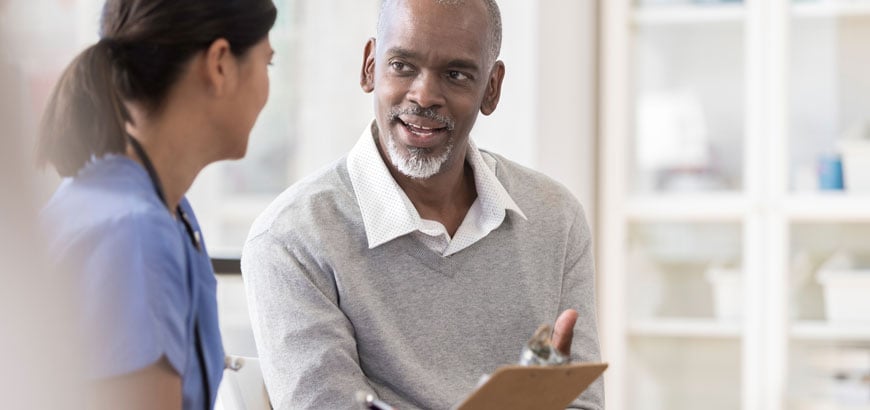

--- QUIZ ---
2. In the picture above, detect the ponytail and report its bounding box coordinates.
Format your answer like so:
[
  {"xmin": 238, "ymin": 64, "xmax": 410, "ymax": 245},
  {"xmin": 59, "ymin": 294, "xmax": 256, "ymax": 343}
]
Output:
[
  {"xmin": 37, "ymin": 40, "xmax": 129, "ymax": 177},
  {"xmin": 37, "ymin": 0, "xmax": 277, "ymax": 177}
]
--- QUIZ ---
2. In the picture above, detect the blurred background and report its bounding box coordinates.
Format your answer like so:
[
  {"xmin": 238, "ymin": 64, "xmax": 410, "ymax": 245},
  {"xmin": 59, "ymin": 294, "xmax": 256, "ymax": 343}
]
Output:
[{"xmin": 2, "ymin": 0, "xmax": 869, "ymax": 409}]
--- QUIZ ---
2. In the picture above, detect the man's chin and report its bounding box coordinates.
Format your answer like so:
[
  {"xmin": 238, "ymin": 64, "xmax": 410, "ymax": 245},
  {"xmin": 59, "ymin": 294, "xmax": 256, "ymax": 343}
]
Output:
[
  {"xmin": 395, "ymin": 161, "xmax": 444, "ymax": 180},
  {"xmin": 386, "ymin": 139, "xmax": 450, "ymax": 179}
]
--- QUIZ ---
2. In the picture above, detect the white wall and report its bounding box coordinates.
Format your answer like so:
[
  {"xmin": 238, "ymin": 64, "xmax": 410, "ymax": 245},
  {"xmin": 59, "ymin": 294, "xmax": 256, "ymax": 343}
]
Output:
[
  {"xmin": 292, "ymin": 0, "xmax": 381, "ymax": 177},
  {"xmin": 537, "ymin": 0, "xmax": 599, "ymax": 228},
  {"xmin": 473, "ymin": 1, "xmax": 539, "ymax": 170}
]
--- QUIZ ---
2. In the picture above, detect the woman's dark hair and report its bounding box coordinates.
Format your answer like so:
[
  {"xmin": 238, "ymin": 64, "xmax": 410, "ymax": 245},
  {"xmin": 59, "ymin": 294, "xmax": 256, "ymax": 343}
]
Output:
[{"xmin": 37, "ymin": 0, "xmax": 277, "ymax": 176}]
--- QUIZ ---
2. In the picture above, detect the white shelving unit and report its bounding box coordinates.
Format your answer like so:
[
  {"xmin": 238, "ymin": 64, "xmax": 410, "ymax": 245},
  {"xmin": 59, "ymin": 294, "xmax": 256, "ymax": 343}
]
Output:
[
  {"xmin": 624, "ymin": 194, "xmax": 749, "ymax": 221},
  {"xmin": 599, "ymin": 1, "xmax": 870, "ymax": 409},
  {"xmin": 791, "ymin": 321, "xmax": 870, "ymax": 341},
  {"xmin": 793, "ymin": 0, "xmax": 870, "ymax": 17},
  {"xmin": 629, "ymin": 318, "xmax": 742, "ymax": 338},
  {"xmin": 632, "ymin": 3, "xmax": 746, "ymax": 24},
  {"xmin": 784, "ymin": 194, "xmax": 870, "ymax": 221}
]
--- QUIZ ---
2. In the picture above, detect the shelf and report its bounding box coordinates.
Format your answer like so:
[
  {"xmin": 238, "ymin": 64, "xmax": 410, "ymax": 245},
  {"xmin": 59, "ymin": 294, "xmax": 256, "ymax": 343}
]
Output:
[
  {"xmin": 784, "ymin": 193, "xmax": 870, "ymax": 221},
  {"xmin": 632, "ymin": 3, "xmax": 745, "ymax": 25},
  {"xmin": 625, "ymin": 193, "xmax": 749, "ymax": 221},
  {"xmin": 791, "ymin": 321, "xmax": 870, "ymax": 341},
  {"xmin": 629, "ymin": 318, "xmax": 742, "ymax": 338},
  {"xmin": 793, "ymin": 0, "xmax": 870, "ymax": 18}
]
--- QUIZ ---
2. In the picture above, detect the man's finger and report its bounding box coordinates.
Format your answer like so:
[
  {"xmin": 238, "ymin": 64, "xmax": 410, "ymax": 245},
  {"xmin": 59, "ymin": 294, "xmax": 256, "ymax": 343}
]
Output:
[{"xmin": 552, "ymin": 309, "xmax": 578, "ymax": 356}]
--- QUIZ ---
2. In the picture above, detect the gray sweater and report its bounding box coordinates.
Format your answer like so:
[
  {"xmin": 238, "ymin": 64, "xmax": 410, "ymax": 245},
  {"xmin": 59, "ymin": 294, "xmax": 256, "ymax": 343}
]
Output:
[{"xmin": 241, "ymin": 151, "xmax": 603, "ymax": 410}]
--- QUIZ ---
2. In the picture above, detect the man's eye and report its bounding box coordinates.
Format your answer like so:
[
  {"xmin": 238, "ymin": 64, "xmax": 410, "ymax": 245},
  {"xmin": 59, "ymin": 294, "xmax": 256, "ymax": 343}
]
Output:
[
  {"xmin": 391, "ymin": 62, "xmax": 408, "ymax": 71},
  {"xmin": 448, "ymin": 71, "xmax": 469, "ymax": 81}
]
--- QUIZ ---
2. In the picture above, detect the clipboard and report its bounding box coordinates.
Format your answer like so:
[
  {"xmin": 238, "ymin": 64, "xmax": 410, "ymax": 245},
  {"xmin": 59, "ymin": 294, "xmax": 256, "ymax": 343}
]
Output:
[{"xmin": 454, "ymin": 362, "xmax": 608, "ymax": 410}]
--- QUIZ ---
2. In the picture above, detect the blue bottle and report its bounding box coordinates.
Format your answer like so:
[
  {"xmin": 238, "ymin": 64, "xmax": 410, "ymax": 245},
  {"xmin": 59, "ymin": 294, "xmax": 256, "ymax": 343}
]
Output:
[{"xmin": 818, "ymin": 154, "xmax": 844, "ymax": 191}]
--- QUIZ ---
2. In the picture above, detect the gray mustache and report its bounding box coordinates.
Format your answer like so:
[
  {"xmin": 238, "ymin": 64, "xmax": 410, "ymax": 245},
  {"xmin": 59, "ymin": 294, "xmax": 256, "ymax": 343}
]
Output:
[{"xmin": 389, "ymin": 105, "xmax": 456, "ymax": 131}]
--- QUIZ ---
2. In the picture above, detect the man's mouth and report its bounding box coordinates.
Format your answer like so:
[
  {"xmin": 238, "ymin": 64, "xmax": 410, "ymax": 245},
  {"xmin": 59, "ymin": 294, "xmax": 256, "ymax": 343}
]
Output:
[{"xmin": 397, "ymin": 117, "xmax": 449, "ymax": 137}]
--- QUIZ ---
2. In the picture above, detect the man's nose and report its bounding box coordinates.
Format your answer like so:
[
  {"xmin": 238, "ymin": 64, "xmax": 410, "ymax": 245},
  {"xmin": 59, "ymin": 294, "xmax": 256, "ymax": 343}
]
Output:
[{"xmin": 407, "ymin": 71, "xmax": 446, "ymax": 109}]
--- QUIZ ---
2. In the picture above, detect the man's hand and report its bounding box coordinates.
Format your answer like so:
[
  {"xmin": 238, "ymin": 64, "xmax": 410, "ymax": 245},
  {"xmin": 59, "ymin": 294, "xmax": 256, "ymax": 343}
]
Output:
[{"xmin": 552, "ymin": 309, "xmax": 578, "ymax": 356}]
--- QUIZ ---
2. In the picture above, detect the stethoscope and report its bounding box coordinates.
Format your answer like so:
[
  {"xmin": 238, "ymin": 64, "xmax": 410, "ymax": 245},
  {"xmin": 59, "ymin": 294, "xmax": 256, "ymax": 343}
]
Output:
[
  {"xmin": 127, "ymin": 135, "xmax": 202, "ymax": 252},
  {"xmin": 127, "ymin": 136, "xmax": 214, "ymax": 409}
]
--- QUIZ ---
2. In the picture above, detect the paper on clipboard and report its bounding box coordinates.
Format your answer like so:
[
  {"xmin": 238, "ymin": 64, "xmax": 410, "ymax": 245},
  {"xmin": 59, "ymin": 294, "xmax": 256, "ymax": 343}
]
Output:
[{"xmin": 453, "ymin": 362, "xmax": 607, "ymax": 410}]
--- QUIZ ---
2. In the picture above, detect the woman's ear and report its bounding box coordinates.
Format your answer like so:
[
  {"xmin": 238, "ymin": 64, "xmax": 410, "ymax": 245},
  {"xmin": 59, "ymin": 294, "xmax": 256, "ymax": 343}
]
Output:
[
  {"xmin": 360, "ymin": 38, "xmax": 377, "ymax": 93},
  {"xmin": 480, "ymin": 61, "xmax": 505, "ymax": 116},
  {"xmin": 203, "ymin": 38, "xmax": 235, "ymax": 97}
]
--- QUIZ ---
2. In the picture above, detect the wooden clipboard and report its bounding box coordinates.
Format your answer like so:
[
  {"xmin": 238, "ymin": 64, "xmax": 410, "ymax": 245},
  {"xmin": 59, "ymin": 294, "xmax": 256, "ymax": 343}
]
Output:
[{"xmin": 454, "ymin": 362, "xmax": 607, "ymax": 410}]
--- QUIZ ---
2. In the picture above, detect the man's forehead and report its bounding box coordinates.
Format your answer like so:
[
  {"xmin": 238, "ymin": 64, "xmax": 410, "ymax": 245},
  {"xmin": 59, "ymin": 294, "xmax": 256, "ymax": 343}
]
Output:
[
  {"xmin": 378, "ymin": 0, "xmax": 490, "ymax": 36},
  {"xmin": 378, "ymin": 0, "xmax": 491, "ymax": 57}
]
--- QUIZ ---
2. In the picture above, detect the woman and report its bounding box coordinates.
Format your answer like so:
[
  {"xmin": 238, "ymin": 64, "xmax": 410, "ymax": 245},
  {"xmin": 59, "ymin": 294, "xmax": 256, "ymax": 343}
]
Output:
[{"xmin": 37, "ymin": 1, "xmax": 276, "ymax": 409}]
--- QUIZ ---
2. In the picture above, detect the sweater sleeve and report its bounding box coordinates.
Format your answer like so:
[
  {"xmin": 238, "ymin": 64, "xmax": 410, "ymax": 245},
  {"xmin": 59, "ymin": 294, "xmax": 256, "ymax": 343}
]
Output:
[
  {"xmin": 561, "ymin": 203, "xmax": 605, "ymax": 410},
  {"xmin": 241, "ymin": 230, "xmax": 374, "ymax": 409}
]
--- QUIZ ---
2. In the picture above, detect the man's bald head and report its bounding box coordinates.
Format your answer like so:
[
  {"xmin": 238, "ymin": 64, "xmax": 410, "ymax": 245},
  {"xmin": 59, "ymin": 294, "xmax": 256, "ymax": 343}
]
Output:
[{"xmin": 377, "ymin": 0, "xmax": 502, "ymax": 64}]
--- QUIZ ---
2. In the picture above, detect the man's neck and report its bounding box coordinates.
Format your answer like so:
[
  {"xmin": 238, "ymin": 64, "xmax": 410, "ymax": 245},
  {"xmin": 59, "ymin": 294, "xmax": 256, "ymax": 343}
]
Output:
[{"xmin": 387, "ymin": 145, "xmax": 478, "ymax": 237}]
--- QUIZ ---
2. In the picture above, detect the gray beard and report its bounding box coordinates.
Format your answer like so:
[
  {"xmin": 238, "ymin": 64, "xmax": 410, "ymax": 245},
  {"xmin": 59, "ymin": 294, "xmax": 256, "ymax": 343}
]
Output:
[{"xmin": 385, "ymin": 132, "xmax": 453, "ymax": 179}]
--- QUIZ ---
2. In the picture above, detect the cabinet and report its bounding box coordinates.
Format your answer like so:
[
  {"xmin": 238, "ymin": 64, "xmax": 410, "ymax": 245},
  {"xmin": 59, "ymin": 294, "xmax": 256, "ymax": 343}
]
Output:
[{"xmin": 599, "ymin": 1, "xmax": 870, "ymax": 409}]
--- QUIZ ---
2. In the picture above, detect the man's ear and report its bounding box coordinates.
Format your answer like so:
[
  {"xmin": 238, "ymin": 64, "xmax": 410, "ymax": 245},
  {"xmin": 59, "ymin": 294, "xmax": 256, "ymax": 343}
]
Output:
[
  {"xmin": 360, "ymin": 38, "xmax": 377, "ymax": 93},
  {"xmin": 203, "ymin": 38, "xmax": 234, "ymax": 97},
  {"xmin": 480, "ymin": 61, "xmax": 505, "ymax": 116}
]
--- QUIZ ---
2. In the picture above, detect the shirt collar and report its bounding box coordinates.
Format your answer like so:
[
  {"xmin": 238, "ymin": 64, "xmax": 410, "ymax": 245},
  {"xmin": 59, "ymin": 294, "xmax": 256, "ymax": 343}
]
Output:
[
  {"xmin": 465, "ymin": 136, "xmax": 526, "ymax": 224},
  {"xmin": 347, "ymin": 120, "xmax": 526, "ymax": 250}
]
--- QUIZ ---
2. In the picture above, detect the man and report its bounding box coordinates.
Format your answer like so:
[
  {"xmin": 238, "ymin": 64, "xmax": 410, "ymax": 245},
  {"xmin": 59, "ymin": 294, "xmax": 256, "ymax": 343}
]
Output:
[{"xmin": 242, "ymin": 0, "xmax": 603, "ymax": 408}]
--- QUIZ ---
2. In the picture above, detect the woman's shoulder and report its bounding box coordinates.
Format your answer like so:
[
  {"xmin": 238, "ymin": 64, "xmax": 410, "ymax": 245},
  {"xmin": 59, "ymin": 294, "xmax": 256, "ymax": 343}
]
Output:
[
  {"xmin": 41, "ymin": 155, "xmax": 184, "ymax": 261},
  {"xmin": 43, "ymin": 155, "xmax": 169, "ymax": 228}
]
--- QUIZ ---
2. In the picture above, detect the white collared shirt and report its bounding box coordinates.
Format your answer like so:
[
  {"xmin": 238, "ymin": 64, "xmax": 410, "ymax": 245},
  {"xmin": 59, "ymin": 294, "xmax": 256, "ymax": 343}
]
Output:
[{"xmin": 347, "ymin": 121, "xmax": 526, "ymax": 257}]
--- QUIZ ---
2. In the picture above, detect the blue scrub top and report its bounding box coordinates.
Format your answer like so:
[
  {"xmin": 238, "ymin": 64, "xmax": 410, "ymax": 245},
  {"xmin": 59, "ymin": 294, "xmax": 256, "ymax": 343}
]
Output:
[{"xmin": 41, "ymin": 155, "xmax": 224, "ymax": 410}]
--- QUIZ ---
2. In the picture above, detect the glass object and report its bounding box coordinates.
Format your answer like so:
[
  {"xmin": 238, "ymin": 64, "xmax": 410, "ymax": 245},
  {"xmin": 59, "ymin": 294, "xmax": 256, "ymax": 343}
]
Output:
[{"xmin": 518, "ymin": 325, "xmax": 569, "ymax": 366}]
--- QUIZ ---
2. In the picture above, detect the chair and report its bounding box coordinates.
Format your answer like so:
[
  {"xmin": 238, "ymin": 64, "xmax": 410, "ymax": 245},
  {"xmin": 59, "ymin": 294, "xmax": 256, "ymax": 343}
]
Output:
[{"xmin": 215, "ymin": 355, "xmax": 272, "ymax": 410}]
